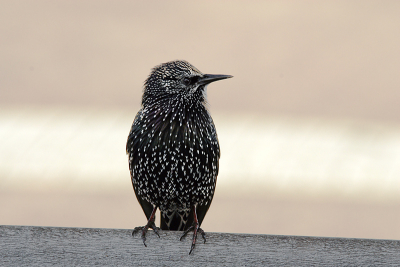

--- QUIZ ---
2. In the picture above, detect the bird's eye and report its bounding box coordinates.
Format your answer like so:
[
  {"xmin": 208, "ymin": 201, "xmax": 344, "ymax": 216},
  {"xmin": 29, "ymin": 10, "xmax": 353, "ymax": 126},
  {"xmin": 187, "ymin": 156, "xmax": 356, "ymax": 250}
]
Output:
[
  {"xmin": 190, "ymin": 76, "xmax": 199, "ymax": 84},
  {"xmin": 182, "ymin": 76, "xmax": 200, "ymax": 86},
  {"xmin": 182, "ymin": 77, "xmax": 191, "ymax": 86}
]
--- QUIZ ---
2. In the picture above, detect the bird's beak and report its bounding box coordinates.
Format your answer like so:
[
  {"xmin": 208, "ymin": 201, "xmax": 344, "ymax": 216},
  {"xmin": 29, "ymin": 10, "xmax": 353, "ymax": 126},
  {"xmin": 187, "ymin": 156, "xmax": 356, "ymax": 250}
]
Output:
[{"xmin": 198, "ymin": 74, "xmax": 233, "ymax": 85}]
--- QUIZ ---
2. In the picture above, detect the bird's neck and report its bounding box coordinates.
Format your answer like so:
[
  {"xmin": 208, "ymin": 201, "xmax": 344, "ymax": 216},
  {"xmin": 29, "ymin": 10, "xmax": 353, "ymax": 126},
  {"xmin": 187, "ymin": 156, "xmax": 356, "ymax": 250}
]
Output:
[{"xmin": 144, "ymin": 98, "xmax": 209, "ymax": 126}]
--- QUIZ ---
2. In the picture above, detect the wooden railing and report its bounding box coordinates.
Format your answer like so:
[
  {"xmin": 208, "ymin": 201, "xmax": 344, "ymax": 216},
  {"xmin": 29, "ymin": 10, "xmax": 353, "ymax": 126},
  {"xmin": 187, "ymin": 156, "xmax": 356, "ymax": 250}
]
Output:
[{"xmin": 1, "ymin": 225, "xmax": 399, "ymax": 266}]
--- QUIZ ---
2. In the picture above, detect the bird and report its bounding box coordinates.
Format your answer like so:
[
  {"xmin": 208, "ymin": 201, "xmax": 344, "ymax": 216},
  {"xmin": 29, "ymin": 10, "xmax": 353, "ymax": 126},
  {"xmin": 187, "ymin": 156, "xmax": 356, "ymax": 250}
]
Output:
[{"xmin": 126, "ymin": 60, "xmax": 232, "ymax": 254}]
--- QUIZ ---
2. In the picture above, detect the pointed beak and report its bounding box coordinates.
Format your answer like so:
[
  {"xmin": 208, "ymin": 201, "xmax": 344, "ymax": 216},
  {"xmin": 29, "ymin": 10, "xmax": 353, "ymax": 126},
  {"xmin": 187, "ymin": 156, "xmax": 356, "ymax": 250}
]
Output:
[{"xmin": 198, "ymin": 74, "xmax": 233, "ymax": 85}]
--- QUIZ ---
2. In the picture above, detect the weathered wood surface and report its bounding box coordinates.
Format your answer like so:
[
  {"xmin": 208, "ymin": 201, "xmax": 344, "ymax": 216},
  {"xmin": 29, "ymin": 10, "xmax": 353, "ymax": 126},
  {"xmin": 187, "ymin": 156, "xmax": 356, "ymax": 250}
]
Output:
[{"xmin": 1, "ymin": 225, "xmax": 400, "ymax": 266}]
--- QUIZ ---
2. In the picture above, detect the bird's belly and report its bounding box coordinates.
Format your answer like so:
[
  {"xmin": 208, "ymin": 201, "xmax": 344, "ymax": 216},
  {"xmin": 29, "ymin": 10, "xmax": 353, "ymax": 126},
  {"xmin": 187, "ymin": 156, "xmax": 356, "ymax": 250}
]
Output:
[{"xmin": 132, "ymin": 140, "xmax": 217, "ymax": 210}]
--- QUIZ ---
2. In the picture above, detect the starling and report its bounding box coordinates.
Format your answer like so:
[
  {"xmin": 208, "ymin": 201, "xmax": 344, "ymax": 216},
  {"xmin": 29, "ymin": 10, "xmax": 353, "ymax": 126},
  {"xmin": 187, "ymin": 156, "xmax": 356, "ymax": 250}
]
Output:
[{"xmin": 126, "ymin": 60, "xmax": 232, "ymax": 254}]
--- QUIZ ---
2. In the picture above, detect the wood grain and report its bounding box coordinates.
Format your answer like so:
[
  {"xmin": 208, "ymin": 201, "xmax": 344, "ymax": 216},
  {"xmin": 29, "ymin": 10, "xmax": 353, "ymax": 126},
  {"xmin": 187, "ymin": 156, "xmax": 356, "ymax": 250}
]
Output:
[{"xmin": 1, "ymin": 225, "xmax": 399, "ymax": 266}]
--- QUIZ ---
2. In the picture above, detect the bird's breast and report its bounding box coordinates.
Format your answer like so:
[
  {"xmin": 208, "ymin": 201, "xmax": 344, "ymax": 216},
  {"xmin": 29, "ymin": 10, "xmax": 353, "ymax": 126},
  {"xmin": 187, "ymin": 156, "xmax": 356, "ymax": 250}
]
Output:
[{"xmin": 127, "ymin": 106, "xmax": 220, "ymax": 207}]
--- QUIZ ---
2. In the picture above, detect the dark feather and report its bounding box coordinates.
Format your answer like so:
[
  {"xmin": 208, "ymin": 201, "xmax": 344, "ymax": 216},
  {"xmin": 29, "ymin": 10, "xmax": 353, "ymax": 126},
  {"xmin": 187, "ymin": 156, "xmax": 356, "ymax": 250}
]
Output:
[{"xmin": 127, "ymin": 61, "xmax": 231, "ymax": 246}]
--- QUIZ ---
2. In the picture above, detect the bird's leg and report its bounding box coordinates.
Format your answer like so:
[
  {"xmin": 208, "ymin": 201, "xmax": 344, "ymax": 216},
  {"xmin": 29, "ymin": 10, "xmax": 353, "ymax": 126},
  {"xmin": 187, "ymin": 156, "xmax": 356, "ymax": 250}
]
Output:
[
  {"xmin": 132, "ymin": 206, "xmax": 160, "ymax": 247},
  {"xmin": 180, "ymin": 206, "xmax": 206, "ymax": 254}
]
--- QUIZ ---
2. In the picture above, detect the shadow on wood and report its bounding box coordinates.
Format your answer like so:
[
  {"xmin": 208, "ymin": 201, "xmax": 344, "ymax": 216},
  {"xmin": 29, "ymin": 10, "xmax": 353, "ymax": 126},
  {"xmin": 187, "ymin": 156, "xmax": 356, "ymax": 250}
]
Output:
[{"xmin": 1, "ymin": 225, "xmax": 400, "ymax": 266}]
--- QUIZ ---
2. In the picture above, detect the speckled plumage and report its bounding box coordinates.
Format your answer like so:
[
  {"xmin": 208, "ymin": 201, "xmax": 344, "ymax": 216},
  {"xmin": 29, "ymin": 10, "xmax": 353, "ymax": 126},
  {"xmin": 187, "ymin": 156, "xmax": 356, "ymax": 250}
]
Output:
[{"xmin": 127, "ymin": 60, "xmax": 232, "ymax": 254}]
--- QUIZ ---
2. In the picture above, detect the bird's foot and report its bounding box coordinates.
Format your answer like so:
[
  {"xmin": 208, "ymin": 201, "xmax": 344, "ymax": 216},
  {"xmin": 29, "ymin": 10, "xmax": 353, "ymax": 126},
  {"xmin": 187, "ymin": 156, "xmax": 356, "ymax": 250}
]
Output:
[
  {"xmin": 132, "ymin": 221, "xmax": 160, "ymax": 247},
  {"xmin": 132, "ymin": 206, "xmax": 160, "ymax": 247},
  {"xmin": 180, "ymin": 223, "xmax": 206, "ymax": 254}
]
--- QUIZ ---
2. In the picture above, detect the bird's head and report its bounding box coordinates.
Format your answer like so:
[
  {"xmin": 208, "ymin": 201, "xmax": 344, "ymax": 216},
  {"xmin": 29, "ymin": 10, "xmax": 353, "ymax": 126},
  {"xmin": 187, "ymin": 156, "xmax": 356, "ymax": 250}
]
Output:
[{"xmin": 142, "ymin": 60, "xmax": 232, "ymax": 107}]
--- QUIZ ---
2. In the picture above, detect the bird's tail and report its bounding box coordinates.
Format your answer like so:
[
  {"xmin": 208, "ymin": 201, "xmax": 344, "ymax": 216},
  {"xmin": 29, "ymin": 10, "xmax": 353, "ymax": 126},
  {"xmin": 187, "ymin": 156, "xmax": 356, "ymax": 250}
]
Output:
[{"xmin": 160, "ymin": 209, "xmax": 191, "ymax": 231}]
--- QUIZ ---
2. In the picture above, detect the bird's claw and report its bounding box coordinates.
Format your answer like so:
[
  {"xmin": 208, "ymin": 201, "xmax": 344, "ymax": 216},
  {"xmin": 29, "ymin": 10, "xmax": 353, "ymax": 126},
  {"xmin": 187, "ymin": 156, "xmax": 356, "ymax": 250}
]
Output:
[
  {"xmin": 180, "ymin": 224, "xmax": 206, "ymax": 254},
  {"xmin": 132, "ymin": 226, "xmax": 148, "ymax": 247},
  {"xmin": 152, "ymin": 225, "xmax": 161, "ymax": 238},
  {"xmin": 132, "ymin": 220, "xmax": 160, "ymax": 247}
]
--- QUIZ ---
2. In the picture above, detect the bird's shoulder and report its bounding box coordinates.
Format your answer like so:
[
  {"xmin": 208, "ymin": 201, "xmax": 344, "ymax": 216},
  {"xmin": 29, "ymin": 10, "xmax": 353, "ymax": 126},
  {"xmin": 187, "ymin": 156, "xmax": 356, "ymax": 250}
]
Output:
[{"xmin": 126, "ymin": 108, "xmax": 146, "ymax": 154}]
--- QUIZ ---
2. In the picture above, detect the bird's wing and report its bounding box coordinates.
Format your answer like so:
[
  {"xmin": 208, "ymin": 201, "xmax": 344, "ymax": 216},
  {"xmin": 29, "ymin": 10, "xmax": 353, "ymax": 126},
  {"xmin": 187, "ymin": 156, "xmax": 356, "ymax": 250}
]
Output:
[{"xmin": 127, "ymin": 109, "xmax": 155, "ymax": 220}]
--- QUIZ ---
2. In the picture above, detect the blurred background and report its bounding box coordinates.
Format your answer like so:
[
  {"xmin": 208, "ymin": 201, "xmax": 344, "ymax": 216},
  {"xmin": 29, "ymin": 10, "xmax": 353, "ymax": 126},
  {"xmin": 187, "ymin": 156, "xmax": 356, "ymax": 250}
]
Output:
[{"xmin": 1, "ymin": 0, "xmax": 400, "ymax": 239}]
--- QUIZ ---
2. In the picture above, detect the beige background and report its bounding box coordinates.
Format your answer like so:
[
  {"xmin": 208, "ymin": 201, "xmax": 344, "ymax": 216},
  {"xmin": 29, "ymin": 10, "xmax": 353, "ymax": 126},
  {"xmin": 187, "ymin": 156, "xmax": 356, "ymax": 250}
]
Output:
[{"xmin": 1, "ymin": 0, "xmax": 400, "ymax": 239}]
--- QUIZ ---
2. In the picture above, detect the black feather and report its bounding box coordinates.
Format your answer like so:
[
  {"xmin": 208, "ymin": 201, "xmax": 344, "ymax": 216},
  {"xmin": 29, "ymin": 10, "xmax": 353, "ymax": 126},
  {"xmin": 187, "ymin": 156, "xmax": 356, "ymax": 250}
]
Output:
[{"xmin": 127, "ymin": 60, "xmax": 231, "ymax": 252}]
